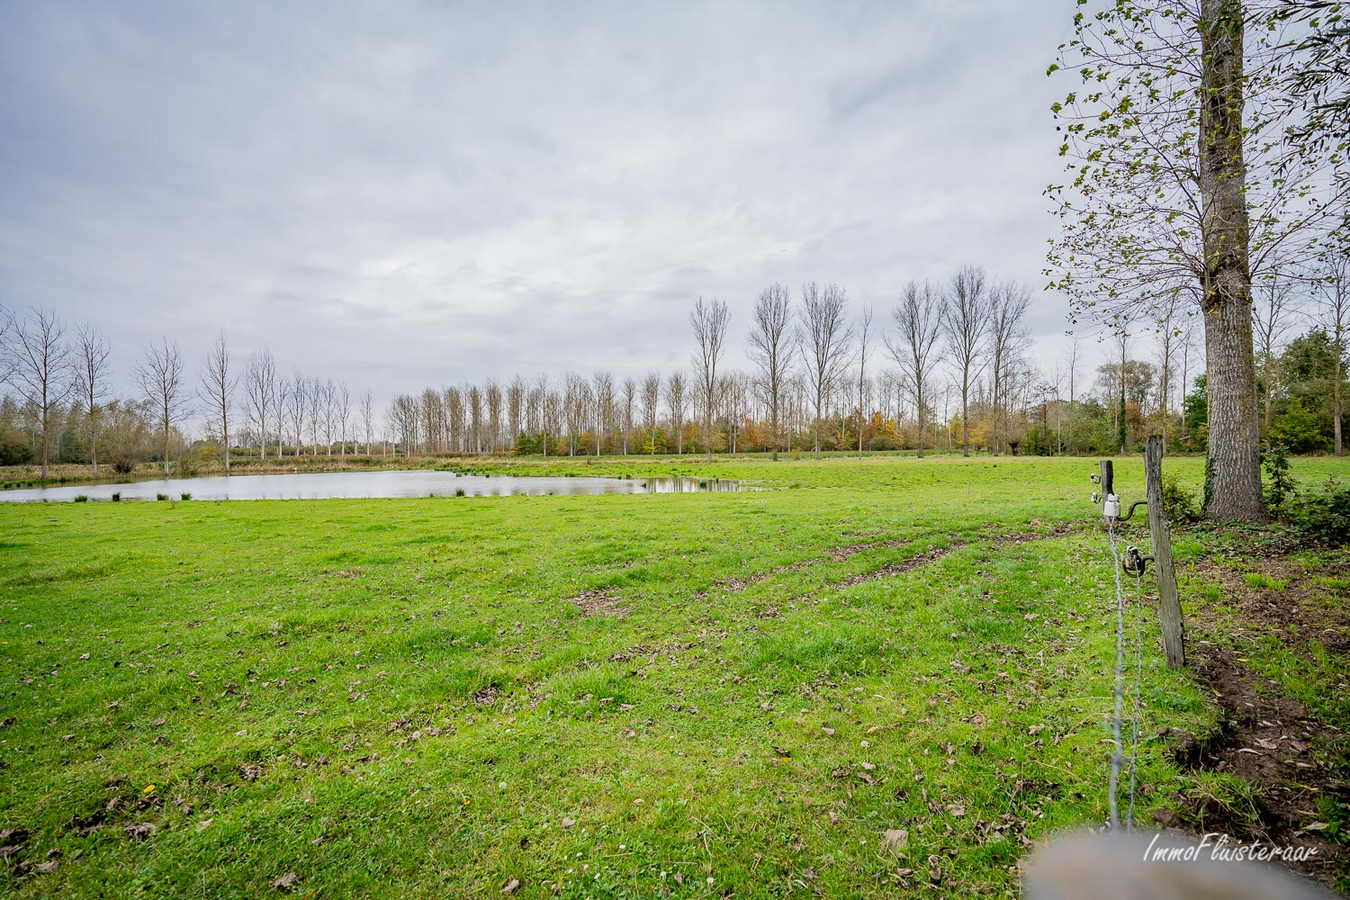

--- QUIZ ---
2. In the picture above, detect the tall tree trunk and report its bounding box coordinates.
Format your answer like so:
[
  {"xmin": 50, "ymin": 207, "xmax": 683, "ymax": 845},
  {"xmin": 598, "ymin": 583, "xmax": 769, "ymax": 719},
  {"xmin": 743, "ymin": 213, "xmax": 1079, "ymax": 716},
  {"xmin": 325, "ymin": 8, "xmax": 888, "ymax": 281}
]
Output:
[
  {"xmin": 961, "ymin": 380, "xmax": 970, "ymax": 457},
  {"xmin": 771, "ymin": 397, "xmax": 779, "ymax": 461},
  {"xmin": 916, "ymin": 383, "xmax": 926, "ymax": 460},
  {"xmin": 1334, "ymin": 350, "xmax": 1343, "ymax": 455},
  {"xmin": 1199, "ymin": 0, "xmax": 1264, "ymax": 521},
  {"xmin": 40, "ymin": 409, "xmax": 49, "ymax": 481}
]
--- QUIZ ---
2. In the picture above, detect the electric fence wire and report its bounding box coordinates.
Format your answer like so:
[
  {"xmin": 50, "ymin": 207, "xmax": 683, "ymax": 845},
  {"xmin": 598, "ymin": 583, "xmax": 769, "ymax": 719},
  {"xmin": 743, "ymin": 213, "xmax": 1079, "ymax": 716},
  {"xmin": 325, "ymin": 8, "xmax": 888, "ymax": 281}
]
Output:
[
  {"xmin": 1106, "ymin": 518, "xmax": 1126, "ymax": 831},
  {"xmin": 1126, "ymin": 571, "xmax": 1144, "ymax": 832},
  {"xmin": 1105, "ymin": 516, "xmax": 1145, "ymax": 833}
]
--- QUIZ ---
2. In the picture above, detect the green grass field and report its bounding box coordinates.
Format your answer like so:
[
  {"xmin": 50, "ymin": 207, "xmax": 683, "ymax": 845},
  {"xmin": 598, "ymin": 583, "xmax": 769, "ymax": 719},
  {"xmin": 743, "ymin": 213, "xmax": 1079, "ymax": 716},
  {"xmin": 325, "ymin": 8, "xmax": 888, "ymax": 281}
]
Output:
[{"xmin": 1, "ymin": 455, "xmax": 1347, "ymax": 897}]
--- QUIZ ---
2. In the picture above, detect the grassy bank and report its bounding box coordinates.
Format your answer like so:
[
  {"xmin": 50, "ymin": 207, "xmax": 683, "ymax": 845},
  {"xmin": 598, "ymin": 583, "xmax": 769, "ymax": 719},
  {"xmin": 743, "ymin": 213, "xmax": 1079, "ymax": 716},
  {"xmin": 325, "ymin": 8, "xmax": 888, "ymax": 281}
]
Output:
[{"xmin": 1, "ymin": 455, "xmax": 1346, "ymax": 897}]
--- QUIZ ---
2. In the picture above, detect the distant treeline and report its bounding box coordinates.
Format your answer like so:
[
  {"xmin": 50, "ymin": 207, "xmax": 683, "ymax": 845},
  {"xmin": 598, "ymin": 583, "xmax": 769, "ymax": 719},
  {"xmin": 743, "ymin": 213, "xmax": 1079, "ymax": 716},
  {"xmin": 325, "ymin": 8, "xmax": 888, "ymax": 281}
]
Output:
[{"xmin": 2, "ymin": 266, "xmax": 1346, "ymax": 477}]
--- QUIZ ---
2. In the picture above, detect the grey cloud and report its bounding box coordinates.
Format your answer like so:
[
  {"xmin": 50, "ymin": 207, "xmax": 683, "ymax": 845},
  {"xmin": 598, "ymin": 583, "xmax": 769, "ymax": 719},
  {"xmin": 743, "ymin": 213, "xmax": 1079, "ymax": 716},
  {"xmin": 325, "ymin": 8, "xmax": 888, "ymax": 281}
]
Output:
[{"xmin": 1, "ymin": 1, "xmax": 1116, "ymax": 404}]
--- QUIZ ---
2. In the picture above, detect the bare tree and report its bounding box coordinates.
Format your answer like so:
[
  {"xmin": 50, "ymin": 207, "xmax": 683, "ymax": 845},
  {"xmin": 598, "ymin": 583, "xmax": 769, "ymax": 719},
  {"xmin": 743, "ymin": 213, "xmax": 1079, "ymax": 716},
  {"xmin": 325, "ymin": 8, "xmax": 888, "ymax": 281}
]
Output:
[
  {"xmin": 8, "ymin": 308, "xmax": 74, "ymax": 480},
  {"xmin": 1066, "ymin": 334, "xmax": 1083, "ymax": 407},
  {"xmin": 1317, "ymin": 251, "xmax": 1348, "ymax": 455},
  {"xmin": 798, "ymin": 282, "xmax": 852, "ymax": 459},
  {"xmin": 337, "ymin": 381, "xmax": 351, "ymax": 457},
  {"xmin": 690, "ymin": 297, "xmax": 729, "ymax": 462},
  {"xmin": 75, "ymin": 323, "xmax": 112, "ymax": 477},
  {"xmin": 748, "ymin": 284, "xmax": 795, "ymax": 460},
  {"xmin": 721, "ymin": 372, "xmax": 747, "ymax": 453},
  {"xmin": 988, "ymin": 282, "xmax": 1032, "ymax": 455},
  {"xmin": 0, "ymin": 306, "xmax": 14, "ymax": 386},
  {"xmin": 941, "ymin": 265, "xmax": 990, "ymax": 457},
  {"xmin": 1251, "ymin": 274, "xmax": 1298, "ymax": 438},
  {"xmin": 854, "ymin": 306, "xmax": 874, "ymax": 457},
  {"xmin": 888, "ymin": 281, "xmax": 943, "ymax": 459},
  {"xmin": 283, "ymin": 374, "xmax": 307, "ymax": 458},
  {"xmin": 321, "ymin": 378, "xmax": 339, "ymax": 457},
  {"xmin": 542, "ymin": 381, "xmax": 562, "ymax": 456},
  {"xmin": 507, "ymin": 376, "xmax": 525, "ymax": 450},
  {"xmin": 642, "ymin": 371, "xmax": 661, "ymax": 454},
  {"xmin": 592, "ymin": 371, "xmax": 613, "ymax": 457},
  {"xmin": 534, "ymin": 375, "xmax": 551, "ymax": 456},
  {"xmin": 666, "ymin": 371, "xmax": 686, "ymax": 454},
  {"xmin": 305, "ymin": 376, "xmax": 323, "ymax": 455},
  {"xmin": 198, "ymin": 332, "xmax": 238, "ymax": 474},
  {"xmin": 447, "ymin": 386, "xmax": 465, "ymax": 452},
  {"xmin": 243, "ymin": 348, "xmax": 277, "ymax": 460},
  {"xmin": 1110, "ymin": 325, "xmax": 1132, "ymax": 454},
  {"xmin": 621, "ymin": 377, "xmax": 636, "ymax": 455},
  {"xmin": 360, "ymin": 388, "xmax": 374, "ymax": 455},
  {"xmin": 485, "ymin": 379, "xmax": 503, "ymax": 454},
  {"xmin": 136, "ymin": 337, "xmax": 188, "ymax": 475},
  {"xmin": 467, "ymin": 384, "xmax": 483, "ymax": 453}
]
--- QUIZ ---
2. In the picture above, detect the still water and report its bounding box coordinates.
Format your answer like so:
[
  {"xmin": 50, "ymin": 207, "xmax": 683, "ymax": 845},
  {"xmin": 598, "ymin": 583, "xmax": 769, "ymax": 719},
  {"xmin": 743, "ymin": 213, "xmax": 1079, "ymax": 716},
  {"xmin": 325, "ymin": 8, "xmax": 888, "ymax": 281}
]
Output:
[{"xmin": 0, "ymin": 470, "xmax": 747, "ymax": 503}]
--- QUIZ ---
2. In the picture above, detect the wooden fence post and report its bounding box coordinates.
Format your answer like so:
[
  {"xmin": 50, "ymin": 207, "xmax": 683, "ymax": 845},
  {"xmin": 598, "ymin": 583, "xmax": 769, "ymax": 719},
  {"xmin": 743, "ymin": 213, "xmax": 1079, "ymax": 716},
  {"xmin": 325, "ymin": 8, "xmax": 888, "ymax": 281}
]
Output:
[{"xmin": 1144, "ymin": 435, "xmax": 1185, "ymax": 668}]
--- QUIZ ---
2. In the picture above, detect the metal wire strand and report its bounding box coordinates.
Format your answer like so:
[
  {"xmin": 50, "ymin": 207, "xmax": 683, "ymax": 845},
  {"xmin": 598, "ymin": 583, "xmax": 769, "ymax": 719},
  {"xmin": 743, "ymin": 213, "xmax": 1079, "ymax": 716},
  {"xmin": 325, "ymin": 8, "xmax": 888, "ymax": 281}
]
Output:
[
  {"xmin": 1106, "ymin": 518, "xmax": 1126, "ymax": 831},
  {"xmin": 1126, "ymin": 572, "xmax": 1144, "ymax": 832}
]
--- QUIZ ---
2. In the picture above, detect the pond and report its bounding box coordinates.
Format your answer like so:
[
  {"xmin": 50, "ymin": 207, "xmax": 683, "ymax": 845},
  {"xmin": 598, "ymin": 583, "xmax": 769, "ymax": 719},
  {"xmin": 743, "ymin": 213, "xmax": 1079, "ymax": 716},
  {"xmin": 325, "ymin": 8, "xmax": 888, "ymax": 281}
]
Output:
[{"xmin": 0, "ymin": 470, "xmax": 748, "ymax": 503}]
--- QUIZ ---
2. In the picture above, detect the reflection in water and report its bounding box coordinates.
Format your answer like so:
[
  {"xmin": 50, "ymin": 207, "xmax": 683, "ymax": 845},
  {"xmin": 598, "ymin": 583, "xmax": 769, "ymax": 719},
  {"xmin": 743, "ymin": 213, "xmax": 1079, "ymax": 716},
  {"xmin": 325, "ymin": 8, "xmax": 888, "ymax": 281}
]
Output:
[{"xmin": 0, "ymin": 471, "xmax": 749, "ymax": 503}]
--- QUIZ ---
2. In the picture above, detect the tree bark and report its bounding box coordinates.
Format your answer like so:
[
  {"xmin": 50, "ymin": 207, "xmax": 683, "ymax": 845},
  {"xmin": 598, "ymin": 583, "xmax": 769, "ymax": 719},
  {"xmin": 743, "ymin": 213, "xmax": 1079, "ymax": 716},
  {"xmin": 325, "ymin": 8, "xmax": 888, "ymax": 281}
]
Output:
[{"xmin": 1199, "ymin": 0, "xmax": 1264, "ymax": 521}]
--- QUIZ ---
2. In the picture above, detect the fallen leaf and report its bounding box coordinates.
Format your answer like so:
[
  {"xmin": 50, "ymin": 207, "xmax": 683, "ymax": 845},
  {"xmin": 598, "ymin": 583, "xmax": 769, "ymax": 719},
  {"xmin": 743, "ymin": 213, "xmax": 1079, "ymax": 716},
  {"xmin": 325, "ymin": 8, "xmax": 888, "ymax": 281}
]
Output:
[
  {"xmin": 883, "ymin": 829, "xmax": 909, "ymax": 854},
  {"xmin": 501, "ymin": 878, "xmax": 521, "ymax": 894},
  {"xmin": 273, "ymin": 872, "xmax": 299, "ymax": 892},
  {"xmin": 124, "ymin": 823, "xmax": 157, "ymax": 841},
  {"xmin": 561, "ymin": 817, "xmax": 576, "ymax": 828}
]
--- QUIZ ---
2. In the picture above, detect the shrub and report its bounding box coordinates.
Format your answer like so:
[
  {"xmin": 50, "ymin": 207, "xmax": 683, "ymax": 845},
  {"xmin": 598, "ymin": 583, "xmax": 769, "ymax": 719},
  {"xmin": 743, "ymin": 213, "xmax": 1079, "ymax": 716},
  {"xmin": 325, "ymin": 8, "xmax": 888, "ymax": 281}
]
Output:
[
  {"xmin": 1288, "ymin": 477, "xmax": 1350, "ymax": 548},
  {"xmin": 73, "ymin": 495, "xmax": 88, "ymax": 503},
  {"xmin": 455, "ymin": 488, "xmax": 466, "ymax": 497},
  {"xmin": 1262, "ymin": 443, "xmax": 1295, "ymax": 518},
  {"xmin": 180, "ymin": 492, "xmax": 192, "ymax": 501},
  {"xmin": 1159, "ymin": 473, "xmax": 1198, "ymax": 524},
  {"xmin": 1269, "ymin": 400, "xmax": 1330, "ymax": 454},
  {"xmin": 156, "ymin": 493, "xmax": 168, "ymax": 501},
  {"xmin": 111, "ymin": 492, "xmax": 121, "ymax": 502},
  {"xmin": 111, "ymin": 459, "xmax": 137, "ymax": 475}
]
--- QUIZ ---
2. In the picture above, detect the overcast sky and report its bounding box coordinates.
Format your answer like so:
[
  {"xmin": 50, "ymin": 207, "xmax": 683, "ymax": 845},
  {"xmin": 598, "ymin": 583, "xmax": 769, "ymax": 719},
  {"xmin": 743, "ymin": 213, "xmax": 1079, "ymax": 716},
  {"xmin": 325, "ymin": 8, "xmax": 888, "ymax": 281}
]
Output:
[{"xmin": 1, "ymin": 1, "xmax": 1110, "ymax": 404}]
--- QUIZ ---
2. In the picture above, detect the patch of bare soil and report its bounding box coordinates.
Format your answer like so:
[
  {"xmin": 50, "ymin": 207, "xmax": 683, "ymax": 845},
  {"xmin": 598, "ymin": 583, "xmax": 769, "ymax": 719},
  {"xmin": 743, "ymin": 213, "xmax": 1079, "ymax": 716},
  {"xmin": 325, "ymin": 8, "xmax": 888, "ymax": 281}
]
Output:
[
  {"xmin": 1160, "ymin": 555, "xmax": 1350, "ymax": 889},
  {"xmin": 986, "ymin": 521, "xmax": 1084, "ymax": 547},
  {"xmin": 836, "ymin": 545, "xmax": 965, "ymax": 587},
  {"xmin": 1193, "ymin": 556, "xmax": 1350, "ymax": 659},
  {"xmin": 567, "ymin": 590, "xmax": 628, "ymax": 618},
  {"xmin": 828, "ymin": 538, "xmax": 911, "ymax": 561},
  {"xmin": 712, "ymin": 523, "xmax": 1084, "ymax": 598},
  {"xmin": 833, "ymin": 522, "xmax": 1084, "ymax": 588}
]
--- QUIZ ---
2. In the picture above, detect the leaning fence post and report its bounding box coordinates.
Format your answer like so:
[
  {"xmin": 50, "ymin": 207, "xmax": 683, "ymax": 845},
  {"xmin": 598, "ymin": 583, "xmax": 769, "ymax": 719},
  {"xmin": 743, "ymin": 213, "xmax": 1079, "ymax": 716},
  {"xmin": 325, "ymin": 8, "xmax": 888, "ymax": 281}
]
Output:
[{"xmin": 1144, "ymin": 435, "xmax": 1185, "ymax": 668}]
